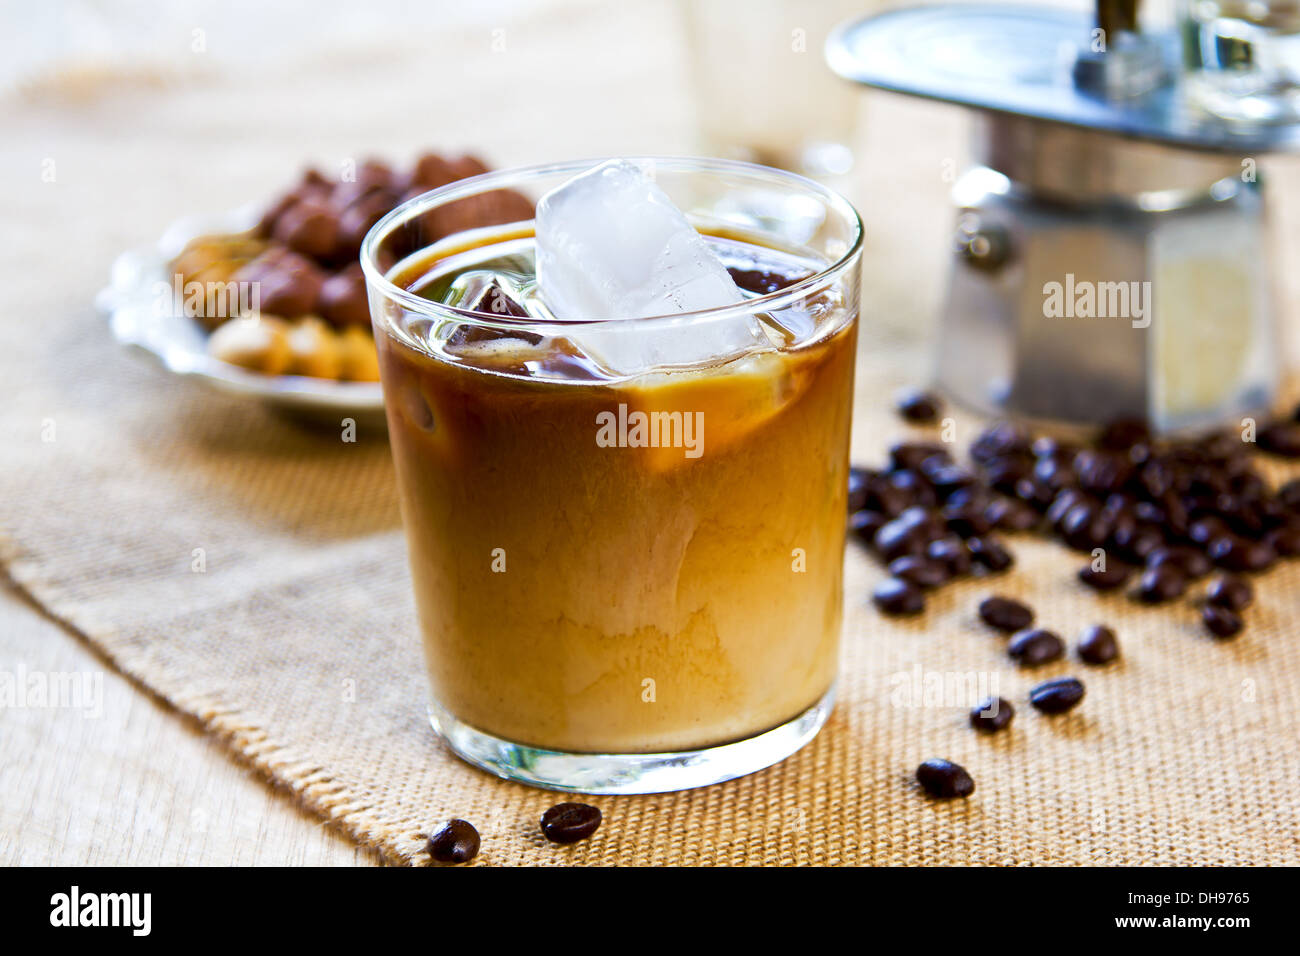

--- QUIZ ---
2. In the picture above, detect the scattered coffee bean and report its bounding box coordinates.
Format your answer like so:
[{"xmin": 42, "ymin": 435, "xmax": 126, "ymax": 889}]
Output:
[
  {"xmin": 984, "ymin": 496, "xmax": 1039, "ymax": 532},
  {"xmin": 874, "ymin": 511, "xmax": 932, "ymax": 562},
  {"xmin": 1078, "ymin": 562, "xmax": 1131, "ymax": 591},
  {"xmin": 1202, "ymin": 603, "xmax": 1244, "ymax": 640},
  {"xmin": 1029, "ymin": 676, "xmax": 1086, "ymax": 714},
  {"xmin": 849, "ymin": 509, "xmax": 887, "ymax": 546},
  {"xmin": 888, "ymin": 469, "xmax": 938, "ymax": 509},
  {"xmin": 927, "ymin": 464, "xmax": 978, "ymax": 499},
  {"xmin": 540, "ymin": 803, "xmax": 602, "ymax": 844},
  {"xmin": 1279, "ymin": 478, "xmax": 1300, "ymax": 512},
  {"xmin": 888, "ymin": 554, "xmax": 950, "ymax": 589},
  {"xmin": 1008, "ymin": 627, "xmax": 1065, "ymax": 667},
  {"xmin": 1268, "ymin": 524, "xmax": 1300, "ymax": 557},
  {"xmin": 1206, "ymin": 574, "xmax": 1253, "ymax": 611},
  {"xmin": 428, "ymin": 819, "xmax": 480, "ymax": 864},
  {"xmin": 1147, "ymin": 545, "xmax": 1212, "ymax": 579},
  {"xmin": 1014, "ymin": 476, "xmax": 1056, "ymax": 510},
  {"xmin": 1116, "ymin": 525, "xmax": 1165, "ymax": 563},
  {"xmin": 873, "ymin": 577, "xmax": 925, "ymax": 616},
  {"xmin": 916, "ymin": 758, "xmax": 975, "ymax": 799},
  {"xmin": 967, "ymin": 535, "xmax": 1014, "ymax": 572},
  {"xmin": 1096, "ymin": 418, "xmax": 1151, "ymax": 450},
  {"xmin": 1060, "ymin": 500, "xmax": 1113, "ymax": 551},
  {"xmin": 969, "ymin": 696, "xmax": 1014, "ymax": 733},
  {"xmin": 1208, "ymin": 534, "xmax": 1275, "ymax": 573},
  {"xmin": 1135, "ymin": 563, "xmax": 1187, "ymax": 603},
  {"xmin": 978, "ymin": 595, "xmax": 1034, "ymax": 632},
  {"xmin": 1189, "ymin": 515, "xmax": 1228, "ymax": 546},
  {"xmin": 1077, "ymin": 624, "xmax": 1119, "ymax": 665},
  {"xmin": 926, "ymin": 535, "xmax": 973, "ymax": 575},
  {"xmin": 1258, "ymin": 421, "xmax": 1300, "ymax": 458},
  {"xmin": 944, "ymin": 501, "xmax": 992, "ymax": 538},
  {"xmin": 970, "ymin": 420, "xmax": 1031, "ymax": 463},
  {"xmin": 848, "ymin": 467, "xmax": 871, "ymax": 513},
  {"xmin": 855, "ymin": 403, "xmax": 1295, "ymax": 620},
  {"xmin": 889, "ymin": 441, "xmax": 949, "ymax": 473},
  {"xmin": 895, "ymin": 387, "xmax": 942, "ymax": 423}
]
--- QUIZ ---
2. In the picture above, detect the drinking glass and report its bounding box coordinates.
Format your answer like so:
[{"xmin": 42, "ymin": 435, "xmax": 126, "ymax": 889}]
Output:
[{"xmin": 361, "ymin": 157, "xmax": 862, "ymax": 794}]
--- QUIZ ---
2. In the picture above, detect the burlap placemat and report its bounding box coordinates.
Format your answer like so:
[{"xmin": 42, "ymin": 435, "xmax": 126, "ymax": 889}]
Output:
[{"xmin": 4, "ymin": 1, "xmax": 1298, "ymax": 865}]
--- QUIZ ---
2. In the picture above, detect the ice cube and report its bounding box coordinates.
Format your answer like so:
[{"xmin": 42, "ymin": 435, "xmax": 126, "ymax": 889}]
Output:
[{"xmin": 535, "ymin": 160, "xmax": 767, "ymax": 374}]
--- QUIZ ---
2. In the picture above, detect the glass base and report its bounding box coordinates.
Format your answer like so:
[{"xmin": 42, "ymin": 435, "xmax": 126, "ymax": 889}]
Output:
[{"xmin": 427, "ymin": 687, "xmax": 835, "ymax": 795}]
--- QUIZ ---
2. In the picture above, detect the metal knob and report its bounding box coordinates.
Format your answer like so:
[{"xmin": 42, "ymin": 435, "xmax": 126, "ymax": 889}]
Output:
[{"xmin": 954, "ymin": 214, "xmax": 1010, "ymax": 272}]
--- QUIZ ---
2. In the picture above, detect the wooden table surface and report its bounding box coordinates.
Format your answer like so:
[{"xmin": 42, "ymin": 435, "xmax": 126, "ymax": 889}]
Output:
[
  {"xmin": 6, "ymin": 0, "xmax": 1298, "ymax": 868},
  {"xmin": 0, "ymin": 574, "xmax": 378, "ymax": 865}
]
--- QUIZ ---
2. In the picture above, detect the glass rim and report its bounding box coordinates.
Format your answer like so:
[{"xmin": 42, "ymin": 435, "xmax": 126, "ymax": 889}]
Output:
[{"xmin": 358, "ymin": 155, "xmax": 864, "ymax": 334}]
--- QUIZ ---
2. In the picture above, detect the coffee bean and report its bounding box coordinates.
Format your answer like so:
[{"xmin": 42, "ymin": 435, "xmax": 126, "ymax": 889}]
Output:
[
  {"xmin": 848, "ymin": 467, "xmax": 871, "ymax": 513},
  {"xmin": 982, "ymin": 457, "xmax": 1032, "ymax": 494},
  {"xmin": 1029, "ymin": 676, "xmax": 1086, "ymax": 714},
  {"xmin": 1061, "ymin": 501, "xmax": 1113, "ymax": 551},
  {"xmin": 428, "ymin": 819, "xmax": 480, "ymax": 863},
  {"xmin": 1073, "ymin": 449, "xmax": 1131, "ymax": 495},
  {"xmin": 888, "ymin": 469, "xmax": 938, "ymax": 510},
  {"xmin": 887, "ymin": 555, "xmax": 950, "ymax": 589},
  {"xmin": 1132, "ymin": 500, "xmax": 1165, "ymax": 525},
  {"xmin": 1077, "ymin": 624, "xmax": 1119, "ymax": 665},
  {"xmin": 968, "ymin": 535, "xmax": 1014, "ymax": 572},
  {"xmin": 1013, "ymin": 476, "xmax": 1056, "ymax": 511},
  {"xmin": 969, "ymin": 696, "xmax": 1015, "ymax": 732},
  {"xmin": 1096, "ymin": 418, "xmax": 1151, "ymax": 451},
  {"xmin": 984, "ymin": 496, "xmax": 1039, "ymax": 532},
  {"xmin": 1114, "ymin": 524, "xmax": 1165, "ymax": 563},
  {"xmin": 915, "ymin": 758, "xmax": 975, "ymax": 799},
  {"xmin": 1205, "ymin": 574, "xmax": 1253, "ymax": 611},
  {"xmin": 1135, "ymin": 563, "xmax": 1187, "ymax": 603},
  {"xmin": 873, "ymin": 577, "xmax": 925, "ymax": 616},
  {"xmin": 1208, "ymin": 534, "xmax": 1275, "ymax": 573},
  {"xmin": 1146, "ymin": 545, "xmax": 1211, "ymax": 579},
  {"xmin": 1189, "ymin": 515, "xmax": 1228, "ymax": 545},
  {"xmin": 1046, "ymin": 488, "xmax": 1085, "ymax": 528},
  {"xmin": 540, "ymin": 803, "xmax": 602, "ymax": 844},
  {"xmin": 874, "ymin": 513, "xmax": 931, "ymax": 562},
  {"xmin": 1008, "ymin": 628, "xmax": 1065, "ymax": 667},
  {"xmin": 889, "ymin": 441, "xmax": 949, "ymax": 473},
  {"xmin": 1258, "ymin": 421, "xmax": 1300, "ymax": 457},
  {"xmin": 926, "ymin": 464, "xmax": 978, "ymax": 499},
  {"xmin": 1202, "ymin": 603, "xmax": 1244, "ymax": 640},
  {"xmin": 978, "ymin": 595, "xmax": 1034, "ymax": 632},
  {"xmin": 1158, "ymin": 494, "xmax": 1190, "ymax": 538},
  {"xmin": 1268, "ymin": 524, "xmax": 1300, "ymax": 557},
  {"xmin": 895, "ymin": 387, "xmax": 942, "ymax": 423},
  {"xmin": 1077, "ymin": 562, "xmax": 1131, "ymax": 591},
  {"xmin": 849, "ymin": 509, "xmax": 887, "ymax": 546},
  {"xmin": 943, "ymin": 501, "xmax": 992, "ymax": 538},
  {"xmin": 1033, "ymin": 455, "xmax": 1075, "ymax": 491},
  {"xmin": 926, "ymin": 535, "xmax": 973, "ymax": 575},
  {"xmin": 1032, "ymin": 435, "xmax": 1078, "ymax": 460},
  {"xmin": 1279, "ymin": 478, "xmax": 1300, "ymax": 513},
  {"xmin": 970, "ymin": 421, "xmax": 1031, "ymax": 463}
]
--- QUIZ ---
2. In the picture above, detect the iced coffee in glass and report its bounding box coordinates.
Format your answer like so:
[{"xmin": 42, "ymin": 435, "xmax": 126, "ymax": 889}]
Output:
[{"xmin": 361, "ymin": 158, "xmax": 862, "ymax": 793}]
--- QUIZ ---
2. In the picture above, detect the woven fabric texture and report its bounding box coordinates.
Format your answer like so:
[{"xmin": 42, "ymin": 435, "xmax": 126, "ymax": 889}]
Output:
[{"xmin": 3, "ymin": 1, "xmax": 1298, "ymax": 865}]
